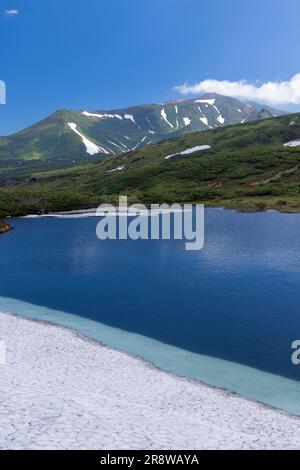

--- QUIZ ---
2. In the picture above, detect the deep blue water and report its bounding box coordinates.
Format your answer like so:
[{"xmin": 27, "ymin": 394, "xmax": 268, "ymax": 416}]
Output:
[{"xmin": 1, "ymin": 209, "xmax": 300, "ymax": 383}]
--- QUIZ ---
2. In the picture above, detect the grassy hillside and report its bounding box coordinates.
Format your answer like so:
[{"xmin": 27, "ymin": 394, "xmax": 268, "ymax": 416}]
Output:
[{"xmin": 1, "ymin": 112, "xmax": 300, "ymax": 217}]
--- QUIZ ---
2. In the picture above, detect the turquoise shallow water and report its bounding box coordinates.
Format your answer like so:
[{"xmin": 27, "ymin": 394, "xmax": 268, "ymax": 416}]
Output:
[
  {"xmin": 1, "ymin": 296, "xmax": 300, "ymax": 415},
  {"xmin": 1, "ymin": 208, "xmax": 300, "ymax": 414}
]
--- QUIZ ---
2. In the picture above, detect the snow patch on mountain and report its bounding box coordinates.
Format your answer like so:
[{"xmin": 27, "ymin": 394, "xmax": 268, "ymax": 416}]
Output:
[
  {"xmin": 197, "ymin": 106, "xmax": 212, "ymax": 128},
  {"xmin": 67, "ymin": 123, "xmax": 109, "ymax": 155},
  {"xmin": 211, "ymin": 105, "xmax": 225, "ymax": 124},
  {"xmin": 131, "ymin": 142, "xmax": 141, "ymax": 151},
  {"xmin": 82, "ymin": 111, "xmax": 104, "ymax": 118},
  {"xmin": 165, "ymin": 145, "xmax": 211, "ymax": 160},
  {"xmin": 216, "ymin": 114, "xmax": 225, "ymax": 124},
  {"xmin": 200, "ymin": 116, "xmax": 209, "ymax": 126},
  {"xmin": 175, "ymin": 105, "xmax": 179, "ymax": 128},
  {"xmin": 107, "ymin": 166, "xmax": 125, "ymax": 173},
  {"xmin": 108, "ymin": 141, "xmax": 126, "ymax": 152},
  {"xmin": 195, "ymin": 99, "xmax": 216, "ymax": 106},
  {"xmin": 118, "ymin": 141, "xmax": 130, "ymax": 151},
  {"xmin": 82, "ymin": 111, "xmax": 123, "ymax": 120},
  {"xmin": 124, "ymin": 114, "xmax": 136, "ymax": 124},
  {"xmin": 183, "ymin": 117, "xmax": 191, "ymax": 126},
  {"xmin": 283, "ymin": 140, "xmax": 300, "ymax": 148},
  {"xmin": 195, "ymin": 100, "xmax": 225, "ymax": 124},
  {"xmin": 146, "ymin": 116, "xmax": 155, "ymax": 131},
  {"xmin": 161, "ymin": 108, "xmax": 174, "ymax": 128}
]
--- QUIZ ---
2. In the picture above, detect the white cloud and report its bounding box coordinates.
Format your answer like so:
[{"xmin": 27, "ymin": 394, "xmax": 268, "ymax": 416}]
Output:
[
  {"xmin": 174, "ymin": 74, "xmax": 300, "ymax": 106},
  {"xmin": 4, "ymin": 9, "xmax": 19, "ymax": 17}
]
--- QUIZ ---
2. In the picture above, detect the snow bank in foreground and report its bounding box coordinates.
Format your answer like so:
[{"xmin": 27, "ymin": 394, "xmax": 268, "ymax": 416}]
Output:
[
  {"xmin": 0, "ymin": 311, "xmax": 299, "ymax": 450},
  {"xmin": 67, "ymin": 123, "xmax": 109, "ymax": 155},
  {"xmin": 165, "ymin": 145, "xmax": 211, "ymax": 160}
]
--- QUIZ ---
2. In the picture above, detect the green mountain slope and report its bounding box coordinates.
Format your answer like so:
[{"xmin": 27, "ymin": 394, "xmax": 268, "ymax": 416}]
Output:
[
  {"xmin": 0, "ymin": 94, "xmax": 285, "ymax": 180},
  {"xmin": 1, "ymin": 112, "xmax": 300, "ymax": 216}
]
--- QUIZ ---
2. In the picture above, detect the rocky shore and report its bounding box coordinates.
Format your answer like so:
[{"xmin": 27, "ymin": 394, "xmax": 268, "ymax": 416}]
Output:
[{"xmin": 0, "ymin": 220, "xmax": 11, "ymax": 234}]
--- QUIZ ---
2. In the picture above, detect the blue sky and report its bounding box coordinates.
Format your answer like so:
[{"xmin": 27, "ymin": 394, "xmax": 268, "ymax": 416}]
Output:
[{"xmin": 1, "ymin": 0, "xmax": 300, "ymax": 135}]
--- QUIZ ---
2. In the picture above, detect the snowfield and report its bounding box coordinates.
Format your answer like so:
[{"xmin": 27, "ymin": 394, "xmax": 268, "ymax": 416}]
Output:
[
  {"xmin": 1, "ymin": 311, "xmax": 300, "ymax": 450},
  {"xmin": 67, "ymin": 123, "xmax": 109, "ymax": 155}
]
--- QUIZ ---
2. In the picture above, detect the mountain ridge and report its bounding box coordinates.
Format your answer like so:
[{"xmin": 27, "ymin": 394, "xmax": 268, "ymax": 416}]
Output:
[{"xmin": 0, "ymin": 94, "xmax": 286, "ymax": 179}]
